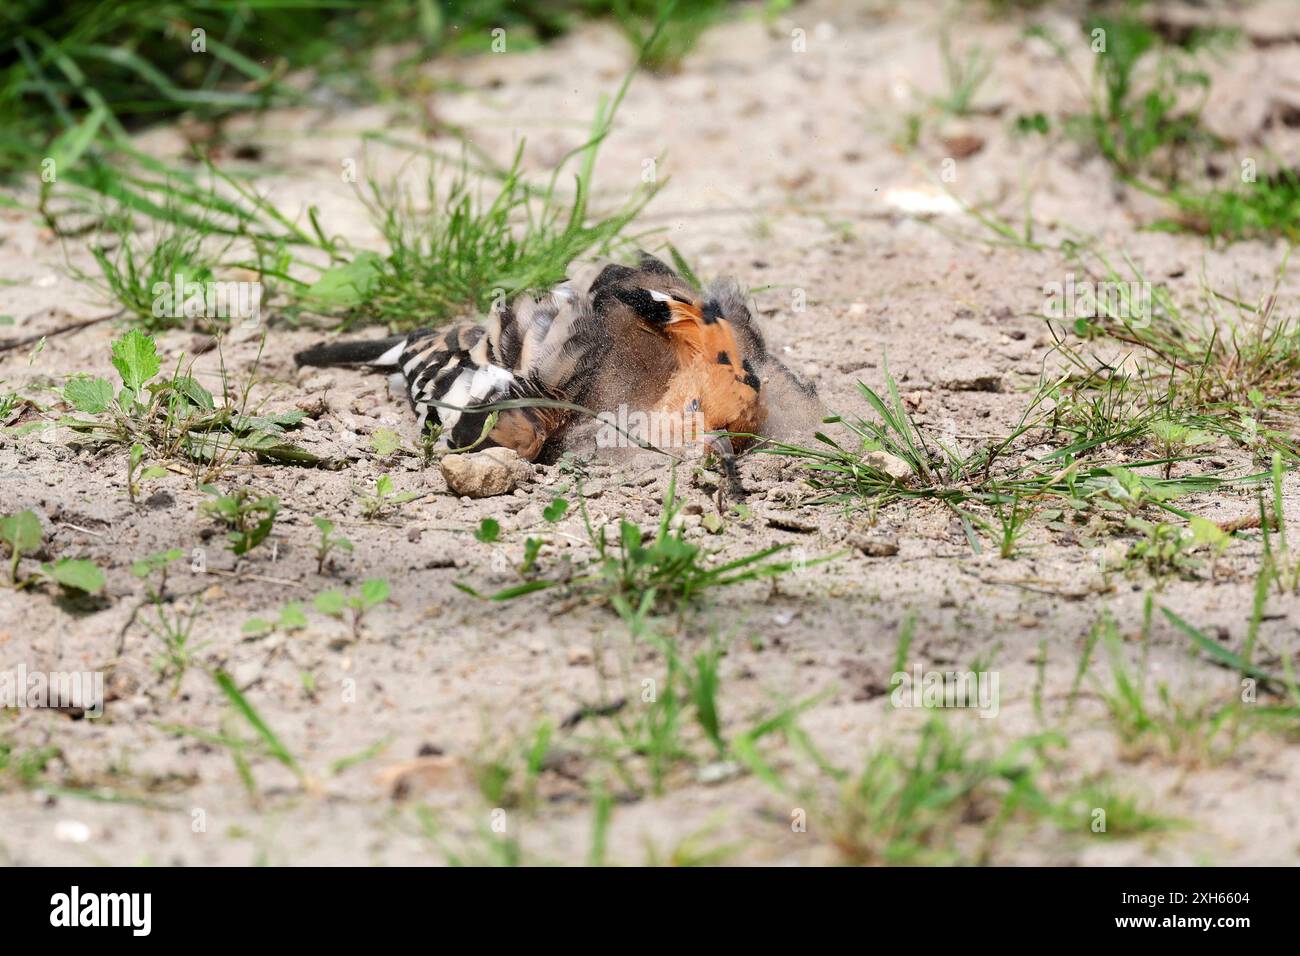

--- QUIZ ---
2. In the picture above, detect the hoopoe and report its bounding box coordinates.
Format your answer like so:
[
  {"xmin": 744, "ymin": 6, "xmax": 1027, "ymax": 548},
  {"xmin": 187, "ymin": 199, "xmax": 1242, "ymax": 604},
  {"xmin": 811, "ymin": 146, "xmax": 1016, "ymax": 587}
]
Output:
[{"xmin": 294, "ymin": 252, "xmax": 812, "ymax": 480}]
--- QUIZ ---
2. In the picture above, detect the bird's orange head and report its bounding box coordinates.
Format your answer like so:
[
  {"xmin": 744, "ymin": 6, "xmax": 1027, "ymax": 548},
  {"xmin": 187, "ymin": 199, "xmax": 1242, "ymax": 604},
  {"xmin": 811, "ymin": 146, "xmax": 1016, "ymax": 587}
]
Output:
[{"xmin": 613, "ymin": 285, "xmax": 767, "ymax": 447}]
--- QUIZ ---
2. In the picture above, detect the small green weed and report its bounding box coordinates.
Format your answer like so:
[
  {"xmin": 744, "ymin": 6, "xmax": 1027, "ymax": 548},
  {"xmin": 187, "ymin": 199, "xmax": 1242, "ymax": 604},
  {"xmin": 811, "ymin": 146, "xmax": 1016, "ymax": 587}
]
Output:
[
  {"xmin": 313, "ymin": 578, "xmax": 392, "ymax": 640},
  {"xmin": 356, "ymin": 475, "xmax": 420, "ymax": 519},
  {"xmin": 457, "ymin": 474, "xmax": 824, "ymax": 627},
  {"xmin": 0, "ymin": 509, "xmax": 105, "ymax": 595},
  {"xmin": 62, "ymin": 328, "xmax": 322, "ymax": 481},
  {"xmin": 312, "ymin": 517, "xmax": 353, "ymax": 573},
  {"xmin": 200, "ymin": 485, "xmax": 279, "ymax": 557}
]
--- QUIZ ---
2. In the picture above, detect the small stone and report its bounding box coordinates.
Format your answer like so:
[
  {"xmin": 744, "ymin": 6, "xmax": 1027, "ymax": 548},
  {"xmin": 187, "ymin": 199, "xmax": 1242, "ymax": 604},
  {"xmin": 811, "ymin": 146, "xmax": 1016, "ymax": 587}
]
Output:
[
  {"xmin": 54, "ymin": 820, "xmax": 92, "ymax": 843},
  {"xmin": 375, "ymin": 755, "xmax": 467, "ymax": 800},
  {"xmin": 566, "ymin": 646, "xmax": 593, "ymax": 667},
  {"xmin": 862, "ymin": 451, "xmax": 913, "ymax": 482},
  {"xmin": 847, "ymin": 533, "xmax": 900, "ymax": 557},
  {"xmin": 941, "ymin": 361, "xmax": 1004, "ymax": 393},
  {"xmin": 765, "ymin": 512, "xmax": 818, "ymax": 533},
  {"xmin": 439, "ymin": 447, "xmax": 534, "ymax": 498},
  {"xmin": 696, "ymin": 760, "xmax": 743, "ymax": 785},
  {"xmin": 942, "ymin": 133, "xmax": 985, "ymax": 158}
]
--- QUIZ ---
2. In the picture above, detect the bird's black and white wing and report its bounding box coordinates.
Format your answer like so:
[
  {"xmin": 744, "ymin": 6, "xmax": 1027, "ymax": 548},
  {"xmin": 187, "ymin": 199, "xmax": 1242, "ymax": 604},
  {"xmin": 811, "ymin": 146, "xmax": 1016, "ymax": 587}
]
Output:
[{"xmin": 295, "ymin": 283, "xmax": 608, "ymax": 454}]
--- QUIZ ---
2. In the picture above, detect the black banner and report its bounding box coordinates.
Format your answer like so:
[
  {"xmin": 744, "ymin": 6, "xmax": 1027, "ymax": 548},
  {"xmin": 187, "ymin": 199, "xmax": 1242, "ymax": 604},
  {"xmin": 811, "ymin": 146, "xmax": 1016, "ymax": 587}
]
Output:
[{"xmin": 2, "ymin": 867, "xmax": 1278, "ymax": 942}]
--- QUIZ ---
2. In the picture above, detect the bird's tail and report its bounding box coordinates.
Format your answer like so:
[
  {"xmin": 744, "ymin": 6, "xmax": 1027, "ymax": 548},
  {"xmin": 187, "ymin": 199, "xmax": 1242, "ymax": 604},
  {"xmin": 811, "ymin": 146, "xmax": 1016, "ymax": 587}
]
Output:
[{"xmin": 294, "ymin": 334, "xmax": 408, "ymax": 368}]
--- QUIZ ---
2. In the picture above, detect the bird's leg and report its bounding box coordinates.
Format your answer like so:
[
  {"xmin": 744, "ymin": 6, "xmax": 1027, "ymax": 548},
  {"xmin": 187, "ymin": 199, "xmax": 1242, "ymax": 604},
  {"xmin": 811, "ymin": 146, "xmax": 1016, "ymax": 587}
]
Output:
[
  {"xmin": 702, "ymin": 432, "xmax": 746, "ymax": 499},
  {"xmin": 680, "ymin": 398, "xmax": 745, "ymax": 499}
]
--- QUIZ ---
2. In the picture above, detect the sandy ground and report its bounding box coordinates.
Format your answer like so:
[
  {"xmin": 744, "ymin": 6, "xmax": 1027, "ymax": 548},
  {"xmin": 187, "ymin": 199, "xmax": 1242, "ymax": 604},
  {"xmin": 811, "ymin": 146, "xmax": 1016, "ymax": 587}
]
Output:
[{"xmin": 2, "ymin": 0, "xmax": 1300, "ymax": 865}]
